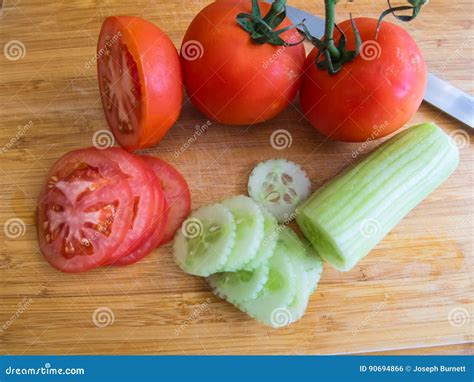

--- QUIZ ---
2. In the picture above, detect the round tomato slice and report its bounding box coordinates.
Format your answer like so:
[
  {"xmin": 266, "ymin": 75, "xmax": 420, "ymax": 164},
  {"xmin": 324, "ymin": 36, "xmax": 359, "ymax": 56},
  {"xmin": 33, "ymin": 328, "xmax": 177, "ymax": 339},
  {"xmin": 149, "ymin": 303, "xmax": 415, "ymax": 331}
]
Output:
[
  {"xmin": 141, "ymin": 156, "xmax": 191, "ymax": 244},
  {"xmin": 97, "ymin": 16, "xmax": 183, "ymax": 151},
  {"xmin": 101, "ymin": 148, "xmax": 158, "ymax": 264},
  {"xmin": 113, "ymin": 173, "xmax": 168, "ymax": 266},
  {"xmin": 36, "ymin": 148, "xmax": 133, "ymax": 272}
]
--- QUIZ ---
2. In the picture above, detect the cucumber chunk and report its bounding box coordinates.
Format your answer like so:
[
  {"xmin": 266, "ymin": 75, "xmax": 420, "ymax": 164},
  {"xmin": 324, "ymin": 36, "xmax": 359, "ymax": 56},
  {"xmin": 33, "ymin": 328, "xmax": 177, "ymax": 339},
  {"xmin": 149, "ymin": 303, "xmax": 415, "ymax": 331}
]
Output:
[
  {"xmin": 296, "ymin": 123, "xmax": 460, "ymax": 271},
  {"xmin": 220, "ymin": 196, "xmax": 264, "ymax": 271},
  {"xmin": 238, "ymin": 237, "xmax": 297, "ymax": 328},
  {"xmin": 173, "ymin": 203, "xmax": 236, "ymax": 276},
  {"xmin": 207, "ymin": 262, "xmax": 269, "ymax": 304},
  {"xmin": 248, "ymin": 159, "xmax": 311, "ymax": 223},
  {"xmin": 242, "ymin": 204, "xmax": 278, "ymax": 271}
]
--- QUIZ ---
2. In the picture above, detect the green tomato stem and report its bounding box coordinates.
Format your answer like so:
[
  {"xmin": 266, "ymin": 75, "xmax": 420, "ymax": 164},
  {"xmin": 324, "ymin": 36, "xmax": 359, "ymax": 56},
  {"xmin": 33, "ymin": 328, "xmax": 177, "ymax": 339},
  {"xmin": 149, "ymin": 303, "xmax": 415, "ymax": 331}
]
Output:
[{"xmin": 324, "ymin": 0, "xmax": 341, "ymax": 60}]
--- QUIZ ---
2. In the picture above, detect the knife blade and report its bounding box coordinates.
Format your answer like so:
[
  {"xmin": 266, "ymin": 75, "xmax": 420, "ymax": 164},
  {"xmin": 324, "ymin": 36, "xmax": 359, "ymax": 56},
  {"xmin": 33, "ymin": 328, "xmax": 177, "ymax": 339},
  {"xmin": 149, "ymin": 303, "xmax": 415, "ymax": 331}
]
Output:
[{"xmin": 283, "ymin": 4, "xmax": 474, "ymax": 128}]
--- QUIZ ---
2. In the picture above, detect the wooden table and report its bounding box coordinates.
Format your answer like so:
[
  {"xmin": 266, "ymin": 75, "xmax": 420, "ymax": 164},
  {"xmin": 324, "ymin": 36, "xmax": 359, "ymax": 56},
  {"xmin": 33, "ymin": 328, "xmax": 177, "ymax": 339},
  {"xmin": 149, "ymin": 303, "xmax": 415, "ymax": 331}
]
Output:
[{"xmin": 0, "ymin": 0, "xmax": 472, "ymax": 355}]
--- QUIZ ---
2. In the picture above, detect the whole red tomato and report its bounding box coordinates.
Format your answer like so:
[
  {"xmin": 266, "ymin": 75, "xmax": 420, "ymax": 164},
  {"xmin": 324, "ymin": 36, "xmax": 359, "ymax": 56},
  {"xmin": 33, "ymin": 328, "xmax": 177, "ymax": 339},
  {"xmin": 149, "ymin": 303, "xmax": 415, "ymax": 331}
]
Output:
[
  {"xmin": 300, "ymin": 17, "xmax": 427, "ymax": 142},
  {"xmin": 180, "ymin": 0, "xmax": 305, "ymax": 125}
]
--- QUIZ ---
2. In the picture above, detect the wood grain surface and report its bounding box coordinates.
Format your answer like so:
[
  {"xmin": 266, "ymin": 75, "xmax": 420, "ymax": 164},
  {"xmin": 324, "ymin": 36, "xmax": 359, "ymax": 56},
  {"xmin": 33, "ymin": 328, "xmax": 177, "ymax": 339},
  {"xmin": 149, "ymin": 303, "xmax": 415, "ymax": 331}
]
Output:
[{"xmin": 0, "ymin": 0, "xmax": 472, "ymax": 355}]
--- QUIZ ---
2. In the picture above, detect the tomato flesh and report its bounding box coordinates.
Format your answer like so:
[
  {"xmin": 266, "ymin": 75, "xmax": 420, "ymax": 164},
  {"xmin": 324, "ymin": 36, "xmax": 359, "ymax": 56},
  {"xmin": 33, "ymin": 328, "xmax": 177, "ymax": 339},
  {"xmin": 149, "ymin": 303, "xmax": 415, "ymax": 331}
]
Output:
[
  {"xmin": 37, "ymin": 148, "xmax": 133, "ymax": 272},
  {"xmin": 99, "ymin": 38, "xmax": 142, "ymax": 147},
  {"xmin": 101, "ymin": 148, "xmax": 159, "ymax": 264},
  {"xmin": 141, "ymin": 156, "xmax": 191, "ymax": 245},
  {"xmin": 113, "ymin": 168, "xmax": 168, "ymax": 266}
]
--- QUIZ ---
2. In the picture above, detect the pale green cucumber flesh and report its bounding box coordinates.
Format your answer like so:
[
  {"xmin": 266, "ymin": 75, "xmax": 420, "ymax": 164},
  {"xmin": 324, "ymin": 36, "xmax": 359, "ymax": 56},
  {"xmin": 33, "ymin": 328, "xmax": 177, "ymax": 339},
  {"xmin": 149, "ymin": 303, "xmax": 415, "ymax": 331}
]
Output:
[
  {"xmin": 296, "ymin": 123, "xmax": 459, "ymax": 271},
  {"xmin": 242, "ymin": 204, "xmax": 278, "ymax": 271},
  {"xmin": 207, "ymin": 262, "xmax": 269, "ymax": 304},
  {"xmin": 220, "ymin": 196, "xmax": 264, "ymax": 272},
  {"xmin": 278, "ymin": 228, "xmax": 323, "ymax": 322},
  {"xmin": 238, "ymin": 245, "xmax": 297, "ymax": 328},
  {"xmin": 248, "ymin": 159, "xmax": 311, "ymax": 223},
  {"xmin": 173, "ymin": 204, "xmax": 236, "ymax": 277},
  {"xmin": 301, "ymin": 239, "xmax": 324, "ymax": 294}
]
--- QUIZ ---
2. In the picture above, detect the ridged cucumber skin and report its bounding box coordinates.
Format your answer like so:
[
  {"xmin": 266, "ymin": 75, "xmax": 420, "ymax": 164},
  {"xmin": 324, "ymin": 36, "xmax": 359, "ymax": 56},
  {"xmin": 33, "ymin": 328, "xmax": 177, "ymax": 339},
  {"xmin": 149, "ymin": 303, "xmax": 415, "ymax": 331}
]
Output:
[{"xmin": 296, "ymin": 123, "xmax": 459, "ymax": 272}]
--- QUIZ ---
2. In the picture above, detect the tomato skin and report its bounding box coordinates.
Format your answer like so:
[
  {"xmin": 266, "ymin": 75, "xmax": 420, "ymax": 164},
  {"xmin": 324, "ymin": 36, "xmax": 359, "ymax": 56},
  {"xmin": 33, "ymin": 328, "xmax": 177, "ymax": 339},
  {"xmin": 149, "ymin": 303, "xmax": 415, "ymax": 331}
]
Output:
[
  {"xmin": 97, "ymin": 16, "xmax": 183, "ymax": 151},
  {"xmin": 299, "ymin": 18, "xmax": 427, "ymax": 142},
  {"xmin": 181, "ymin": 0, "xmax": 305, "ymax": 125}
]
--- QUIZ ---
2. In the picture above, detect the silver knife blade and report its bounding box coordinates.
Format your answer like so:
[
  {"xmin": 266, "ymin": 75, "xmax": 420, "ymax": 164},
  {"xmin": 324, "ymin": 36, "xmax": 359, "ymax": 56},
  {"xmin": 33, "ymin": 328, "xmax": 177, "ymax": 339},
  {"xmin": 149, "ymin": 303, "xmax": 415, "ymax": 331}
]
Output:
[{"xmin": 283, "ymin": 4, "xmax": 474, "ymax": 128}]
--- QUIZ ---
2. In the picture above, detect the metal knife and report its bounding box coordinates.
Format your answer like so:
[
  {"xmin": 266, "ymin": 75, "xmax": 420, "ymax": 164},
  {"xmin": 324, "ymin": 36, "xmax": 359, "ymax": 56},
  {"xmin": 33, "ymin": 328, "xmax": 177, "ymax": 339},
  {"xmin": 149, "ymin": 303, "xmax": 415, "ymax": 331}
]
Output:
[{"xmin": 283, "ymin": 4, "xmax": 474, "ymax": 128}]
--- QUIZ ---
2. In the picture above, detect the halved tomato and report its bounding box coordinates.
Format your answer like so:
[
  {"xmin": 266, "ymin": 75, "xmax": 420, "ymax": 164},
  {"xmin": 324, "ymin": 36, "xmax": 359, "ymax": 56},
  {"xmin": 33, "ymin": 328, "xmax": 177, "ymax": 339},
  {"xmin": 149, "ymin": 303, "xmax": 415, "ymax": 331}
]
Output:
[
  {"xmin": 101, "ymin": 148, "xmax": 160, "ymax": 264},
  {"xmin": 36, "ymin": 148, "xmax": 133, "ymax": 272},
  {"xmin": 97, "ymin": 16, "xmax": 183, "ymax": 151},
  {"xmin": 141, "ymin": 156, "xmax": 191, "ymax": 244}
]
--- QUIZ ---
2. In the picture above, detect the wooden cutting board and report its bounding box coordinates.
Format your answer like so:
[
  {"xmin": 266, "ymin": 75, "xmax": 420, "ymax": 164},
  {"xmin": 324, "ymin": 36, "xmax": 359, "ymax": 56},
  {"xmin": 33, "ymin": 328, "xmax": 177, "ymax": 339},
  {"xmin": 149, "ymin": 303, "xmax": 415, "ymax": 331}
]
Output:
[{"xmin": 0, "ymin": 0, "xmax": 472, "ymax": 355}]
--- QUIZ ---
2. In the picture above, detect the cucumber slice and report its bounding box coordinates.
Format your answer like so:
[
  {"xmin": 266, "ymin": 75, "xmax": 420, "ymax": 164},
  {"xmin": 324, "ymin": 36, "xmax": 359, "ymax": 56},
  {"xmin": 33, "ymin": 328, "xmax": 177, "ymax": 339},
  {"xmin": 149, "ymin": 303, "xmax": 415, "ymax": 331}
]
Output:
[
  {"xmin": 302, "ymin": 239, "xmax": 323, "ymax": 294},
  {"xmin": 220, "ymin": 196, "xmax": 264, "ymax": 271},
  {"xmin": 296, "ymin": 123, "xmax": 460, "ymax": 271},
  {"xmin": 207, "ymin": 262, "xmax": 269, "ymax": 304},
  {"xmin": 242, "ymin": 204, "xmax": 278, "ymax": 271},
  {"xmin": 238, "ymin": 238, "xmax": 297, "ymax": 328},
  {"xmin": 248, "ymin": 159, "xmax": 311, "ymax": 223},
  {"xmin": 277, "ymin": 227, "xmax": 322, "ymax": 323},
  {"xmin": 173, "ymin": 204, "xmax": 236, "ymax": 277}
]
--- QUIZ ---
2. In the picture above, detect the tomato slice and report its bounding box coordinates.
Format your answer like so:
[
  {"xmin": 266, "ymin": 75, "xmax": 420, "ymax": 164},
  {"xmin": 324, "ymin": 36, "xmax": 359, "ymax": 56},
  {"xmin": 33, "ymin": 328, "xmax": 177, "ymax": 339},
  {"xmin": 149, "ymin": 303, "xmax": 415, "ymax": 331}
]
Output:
[
  {"xmin": 101, "ymin": 148, "xmax": 158, "ymax": 264},
  {"xmin": 113, "ymin": 170, "xmax": 168, "ymax": 266},
  {"xmin": 36, "ymin": 148, "xmax": 133, "ymax": 272},
  {"xmin": 141, "ymin": 156, "xmax": 191, "ymax": 244},
  {"xmin": 97, "ymin": 16, "xmax": 183, "ymax": 151}
]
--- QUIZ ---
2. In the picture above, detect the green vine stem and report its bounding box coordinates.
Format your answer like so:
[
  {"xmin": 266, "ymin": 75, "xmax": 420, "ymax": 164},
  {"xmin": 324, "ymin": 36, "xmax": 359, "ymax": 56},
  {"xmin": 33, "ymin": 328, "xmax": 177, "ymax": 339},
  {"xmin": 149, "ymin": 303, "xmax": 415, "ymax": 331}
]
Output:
[
  {"xmin": 237, "ymin": 0, "xmax": 427, "ymax": 75},
  {"xmin": 236, "ymin": 0, "xmax": 305, "ymax": 46},
  {"xmin": 298, "ymin": 0, "xmax": 361, "ymax": 75},
  {"xmin": 375, "ymin": 0, "xmax": 429, "ymax": 38}
]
